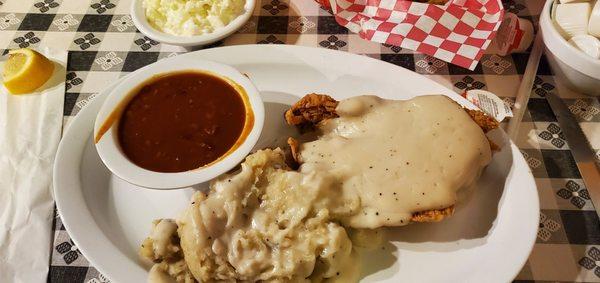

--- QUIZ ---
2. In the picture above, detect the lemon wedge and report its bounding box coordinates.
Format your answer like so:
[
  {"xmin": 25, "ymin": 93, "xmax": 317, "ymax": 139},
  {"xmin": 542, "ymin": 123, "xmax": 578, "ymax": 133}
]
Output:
[{"xmin": 2, "ymin": 48, "xmax": 54, "ymax": 94}]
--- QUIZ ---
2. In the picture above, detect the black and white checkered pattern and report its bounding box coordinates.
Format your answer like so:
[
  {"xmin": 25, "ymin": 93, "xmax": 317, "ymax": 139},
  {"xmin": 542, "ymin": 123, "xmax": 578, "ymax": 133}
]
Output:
[{"xmin": 2, "ymin": 0, "xmax": 600, "ymax": 282}]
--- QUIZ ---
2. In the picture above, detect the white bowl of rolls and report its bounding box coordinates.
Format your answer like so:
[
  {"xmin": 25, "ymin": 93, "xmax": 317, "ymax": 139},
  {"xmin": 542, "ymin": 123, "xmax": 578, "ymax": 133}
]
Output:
[{"xmin": 540, "ymin": 0, "xmax": 600, "ymax": 96}]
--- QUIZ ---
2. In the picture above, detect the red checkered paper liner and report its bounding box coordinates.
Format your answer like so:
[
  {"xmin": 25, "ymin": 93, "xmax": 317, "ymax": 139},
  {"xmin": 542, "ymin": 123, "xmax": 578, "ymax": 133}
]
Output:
[{"xmin": 329, "ymin": 0, "xmax": 504, "ymax": 70}]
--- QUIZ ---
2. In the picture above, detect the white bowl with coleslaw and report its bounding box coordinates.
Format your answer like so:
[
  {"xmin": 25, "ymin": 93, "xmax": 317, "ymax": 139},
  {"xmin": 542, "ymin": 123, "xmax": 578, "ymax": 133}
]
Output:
[{"xmin": 130, "ymin": 0, "xmax": 255, "ymax": 47}]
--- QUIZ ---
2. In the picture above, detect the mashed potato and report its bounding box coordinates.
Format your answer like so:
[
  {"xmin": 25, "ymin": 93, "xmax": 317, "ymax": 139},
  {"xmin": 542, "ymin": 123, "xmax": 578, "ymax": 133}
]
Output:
[
  {"xmin": 141, "ymin": 149, "xmax": 360, "ymax": 282},
  {"xmin": 143, "ymin": 0, "xmax": 246, "ymax": 36}
]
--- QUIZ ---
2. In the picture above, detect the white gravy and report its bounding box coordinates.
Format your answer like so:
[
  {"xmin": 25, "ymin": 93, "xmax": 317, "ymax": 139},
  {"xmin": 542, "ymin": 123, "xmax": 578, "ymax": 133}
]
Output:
[
  {"xmin": 298, "ymin": 95, "xmax": 492, "ymax": 229},
  {"xmin": 176, "ymin": 149, "xmax": 356, "ymax": 282}
]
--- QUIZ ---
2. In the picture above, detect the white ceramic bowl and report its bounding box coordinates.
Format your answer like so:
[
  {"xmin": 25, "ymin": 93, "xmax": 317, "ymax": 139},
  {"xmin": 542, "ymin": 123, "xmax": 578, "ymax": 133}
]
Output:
[
  {"xmin": 93, "ymin": 56, "xmax": 264, "ymax": 189},
  {"xmin": 130, "ymin": 0, "xmax": 255, "ymax": 47},
  {"xmin": 540, "ymin": 0, "xmax": 600, "ymax": 96}
]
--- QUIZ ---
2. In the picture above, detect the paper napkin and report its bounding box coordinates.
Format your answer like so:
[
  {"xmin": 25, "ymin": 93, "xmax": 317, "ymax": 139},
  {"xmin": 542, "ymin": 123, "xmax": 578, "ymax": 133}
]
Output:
[{"xmin": 0, "ymin": 47, "xmax": 66, "ymax": 283}]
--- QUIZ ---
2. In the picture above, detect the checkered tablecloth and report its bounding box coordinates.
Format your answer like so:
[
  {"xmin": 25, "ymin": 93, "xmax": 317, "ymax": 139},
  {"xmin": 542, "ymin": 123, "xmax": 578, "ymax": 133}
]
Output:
[{"xmin": 1, "ymin": 0, "xmax": 599, "ymax": 282}]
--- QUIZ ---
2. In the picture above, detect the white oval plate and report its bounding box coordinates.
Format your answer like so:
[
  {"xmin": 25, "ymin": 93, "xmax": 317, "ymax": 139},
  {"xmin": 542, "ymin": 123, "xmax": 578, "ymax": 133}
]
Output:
[{"xmin": 54, "ymin": 45, "xmax": 539, "ymax": 283}]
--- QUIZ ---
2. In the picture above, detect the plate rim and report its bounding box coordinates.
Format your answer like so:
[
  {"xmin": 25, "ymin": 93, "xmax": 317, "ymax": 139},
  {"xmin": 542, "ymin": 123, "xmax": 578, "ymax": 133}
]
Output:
[{"xmin": 53, "ymin": 44, "xmax": 539, "ymax": 283}]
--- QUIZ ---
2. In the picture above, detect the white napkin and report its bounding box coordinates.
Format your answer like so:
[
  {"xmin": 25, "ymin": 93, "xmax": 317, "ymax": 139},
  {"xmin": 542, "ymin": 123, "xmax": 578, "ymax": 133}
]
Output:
[{"xmin": 0, "ymin": 47, "xmax": 67, "ymax": 283}]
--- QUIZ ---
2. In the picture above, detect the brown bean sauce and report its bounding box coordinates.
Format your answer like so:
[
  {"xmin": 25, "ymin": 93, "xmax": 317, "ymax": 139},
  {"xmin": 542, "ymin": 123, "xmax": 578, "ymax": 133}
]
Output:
[{"xmin": 117, "ymin": 71, "xmax": 250, "ymax": 173}]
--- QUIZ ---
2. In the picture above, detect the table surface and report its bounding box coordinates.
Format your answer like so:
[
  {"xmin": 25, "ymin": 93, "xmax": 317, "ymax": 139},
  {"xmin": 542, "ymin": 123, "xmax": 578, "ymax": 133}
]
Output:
[{"xmin": 1, "ymin": 0, "xmax": 599, "ymax": 282}]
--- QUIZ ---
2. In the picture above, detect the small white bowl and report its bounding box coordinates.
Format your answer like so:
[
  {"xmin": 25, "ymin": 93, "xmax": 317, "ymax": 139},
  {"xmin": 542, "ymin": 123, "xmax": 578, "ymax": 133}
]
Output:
[
  {"xmin": 130, "ymin": 0, "xmax": 255, "ymax": 47},
  {"xmin": 93, "ymin": 56, "xmax": 264, "ymax": 189},
  {"xmin": 540, "ymin": 0, "xmax": 600, "ymax": 96}
]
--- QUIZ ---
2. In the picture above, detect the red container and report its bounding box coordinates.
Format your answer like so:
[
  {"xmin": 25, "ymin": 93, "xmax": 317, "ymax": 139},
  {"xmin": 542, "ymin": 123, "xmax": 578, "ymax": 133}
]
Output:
[{"xmin": 315, "ymin": 0, "xmax": 332, "ymax": 11}]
